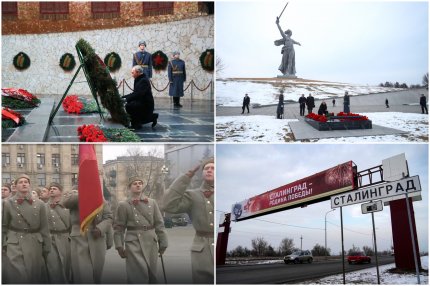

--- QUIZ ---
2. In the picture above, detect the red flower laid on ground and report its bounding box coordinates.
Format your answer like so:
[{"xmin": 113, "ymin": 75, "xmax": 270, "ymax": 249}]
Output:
[
  {"xmin": 63, "ymin": 95, "xmax": 84, "ymax": 114},
  {"xmin": 2, "ymin": 107, "xmax": 24, "ymax": 125},
  {"xmin": 336, "ymin": 112, "xmax": 369, "ymax": 121},
  {"xmin": 77, "ymin": 124, "xmax": 107, "ymax": 142},
  {"xmin": 305, "ymin": 113, "xmax": 328, "ymax": 122}
]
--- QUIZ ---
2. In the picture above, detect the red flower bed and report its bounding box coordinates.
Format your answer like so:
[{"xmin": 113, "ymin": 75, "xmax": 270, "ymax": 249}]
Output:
[
  {"xmin": 305, "ymin": 113, "xmax": 328, "ymax": 122},
  {"xmin": 336, "ymin": 112, "xmax": 369, "ymax": 121},
  {"xmin": 77, "ymin": 124, "xmax": 107, "ymax": 142},
  {"xmin": 63, "ymin": 95, "xmax": 84, "ymax": 114}
]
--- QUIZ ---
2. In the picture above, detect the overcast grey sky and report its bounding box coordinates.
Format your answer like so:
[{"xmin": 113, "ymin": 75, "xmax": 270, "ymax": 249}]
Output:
[
  {"xmin": 216, "ymin": 144, "xmax": 428, "ymax": 254},
  {"xmin": 216, "ymin": 0, "xmax": 428, "ymax": 86},
  {"xmin": 102, "ymin": 145, "xmax": 164, "ymax": 163}
]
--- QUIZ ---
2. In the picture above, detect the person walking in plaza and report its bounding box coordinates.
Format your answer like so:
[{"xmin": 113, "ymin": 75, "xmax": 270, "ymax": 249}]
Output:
[
  {"xmin": 162, "ymin": 158, "xmax": 214, "ymax": 284},
  {"xmin": 420, "ymin": 94, "xmax": 428, "ymax": 114},
  {"xmin": 277, "ymin": 93, "xmax": 284, "ymax": 119},
  {"xmin": 306, "ymin": 93, "xmax": 315, "ymax": 114},
  {"xmin": 299, "ymin": 94, "xmax": 306, "ymax": 116},
  {"xmin": 343, "ymin": 91, "xmax": 350, "ymax": 113},
  {"xmin": 114, "ymin": 177, "xmax": 168, "ymax": 283},
  {"xmin": 168, "ymin": 51, "xmax": 186, "ymax": 108},
  {"xmin": 2, "ymin": 174, "xmax": 51, "ymax": 284},
  {"xmin": 385, "ymin": 98, "xmax": 390, "ymax": 108},
  {"xmin": 242, "ymin": 94, "xmax": 250, "ymax": 114},
  {"xmin": 332, "ymin": 98, "xmax": 336, "ymax": 107},
  {"xmin": 61, "ymin": 187, "xmax": 113, "ymax": 284},
  {"xmin": 122, "ymin": 66, "xmax": 158, "ymax": 129},
  {"xmin": 132, "ymin": 40, "xmax": 153, "ymax": 79},
  {"xmin": 45, "ymin": 182, "xmax": 71, "ymax": 284}
]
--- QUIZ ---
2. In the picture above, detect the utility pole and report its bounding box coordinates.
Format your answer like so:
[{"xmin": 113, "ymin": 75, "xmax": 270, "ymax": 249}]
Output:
[
  {"xmin": 300, "ymin": 235, "xmax": 303, "ymax": 251},
  {"xmin": 325, "ymin": 209, "xmax": 335, "ymax": 259}
]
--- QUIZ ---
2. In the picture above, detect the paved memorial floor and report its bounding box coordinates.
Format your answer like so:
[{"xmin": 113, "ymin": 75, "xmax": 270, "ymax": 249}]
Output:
[{"xmin": 3, "ymin": 97, "xmax": 214, "ymax": 142}]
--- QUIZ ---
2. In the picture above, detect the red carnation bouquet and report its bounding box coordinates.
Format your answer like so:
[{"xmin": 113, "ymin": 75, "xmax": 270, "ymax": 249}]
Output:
[
  {"xmin": 305, "ymin": 113, "xmax": 328, "ymax": 122},
  {"xmin": 2, "ymin": 107, "xmax": 25, "ymax": 128},
  {"xmin": 77, "ymin": 124, "xmax": 107, "ymax": 142},
  {"xmin": 62, "ymin": 95, "xmax": 100, "ymax": 114}
]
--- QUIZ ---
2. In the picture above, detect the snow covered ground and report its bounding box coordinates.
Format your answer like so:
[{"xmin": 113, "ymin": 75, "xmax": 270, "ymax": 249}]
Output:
[
  {"xmin": 300, "ymin": 256, "xmax": 428, "ymax": 285},
  {"xmin": 216, "ymin": 112, "xmax": 428, "ymax": 142},
  {"xmin": 216, "ymin": 79, "xmax": 407, "ymax": 107}
]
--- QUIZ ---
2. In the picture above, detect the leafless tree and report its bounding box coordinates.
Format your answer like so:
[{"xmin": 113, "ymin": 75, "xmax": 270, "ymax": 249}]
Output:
[
  {"xmin": 251, "ymin": 237, "xmax": 269, "ymax": 257},
  {"xmin": 216, "ymin": 56, "xmax": 226, "ymax": 77}
]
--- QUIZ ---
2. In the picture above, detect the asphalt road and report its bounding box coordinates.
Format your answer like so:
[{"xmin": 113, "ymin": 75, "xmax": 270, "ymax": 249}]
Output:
[{"xmin": 216, "ymin": 256, "xmax": 395, "ymax": 284}]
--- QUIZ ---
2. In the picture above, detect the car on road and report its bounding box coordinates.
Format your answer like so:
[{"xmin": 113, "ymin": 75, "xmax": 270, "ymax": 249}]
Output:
[
  {"xmin": 347, "ymin": 252, "xmax": 371, "ymax": 264},
  {"xmin": 284, "ymin": 250, "xmax": 313, "ymax": 264}
]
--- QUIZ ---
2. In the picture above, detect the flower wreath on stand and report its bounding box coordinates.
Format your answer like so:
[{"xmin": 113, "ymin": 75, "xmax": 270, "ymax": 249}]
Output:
[
  {"xmin": 1, "ymin": 88, "xmax": 41, "ymax": 109},
  {"xmin": 152, "ymin": 50, "xmax": 168, "ymax": 71},
  {"xmin": 104, "ymin": 52, "xmax": 122, "ymax": 72},
  {"xmin": 199, "ymin": 48, "xmax": 214, "ymax": 72},
  {"xmin": 2, "ymin": 107, "xmax": 26, "ymax": 128},
  {"xmin": 59, "ymin": 53, "xmax": 76, "ymax": 72},
  {"xmin": 13, "ymin": 52, "xmax": 31, "ymax": 70}
]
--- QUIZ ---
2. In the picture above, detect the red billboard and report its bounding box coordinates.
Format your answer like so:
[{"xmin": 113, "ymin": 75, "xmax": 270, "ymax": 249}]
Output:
[{"xmin": 231, "ymin": 161, "xmax": 356, "ymax": 221}]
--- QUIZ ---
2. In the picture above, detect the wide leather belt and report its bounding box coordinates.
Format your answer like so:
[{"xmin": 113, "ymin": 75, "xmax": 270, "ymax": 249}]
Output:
[
  {"xmin": 9, "ymin": 226, "xmax": 40, "ymax": 233},
  {"xmin": 127, "ymin": 225, "xmax": 154, "ymax": 231},
  {"xmin": 172, "ymin": 71, "xmax": 183, "ymax": 74},
  {"xmin": 50, "ymin": 229, "xmax": 70, "ymax": 234},
  {"xmin": 196, "ymin": 231, "xmax": 214, "ymax": 238}
]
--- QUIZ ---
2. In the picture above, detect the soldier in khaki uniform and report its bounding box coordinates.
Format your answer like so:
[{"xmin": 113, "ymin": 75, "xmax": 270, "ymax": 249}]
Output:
[
  {"xmin": 61, "ymin": 187, "xmax": 113, "ymax": 283},
  {"xmin": 2, "ymin": 174, "xmax": 51, "ymax": 284},
  {"xmin": 162, "ymin": 158, "xmax": 214, "ymax": 284},
  {"xmin": 114, "ymin": 177, "xmax": 168, "ymax": 283},
  {"xmin": 45, "ymin": 182, "xmax": 71, "ymax": 283}
]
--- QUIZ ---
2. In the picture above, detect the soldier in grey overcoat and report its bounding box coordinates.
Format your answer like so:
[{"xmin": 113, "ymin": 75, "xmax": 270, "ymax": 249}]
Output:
[
  {"xmin": 168, "ymin": 51, "xmax": 186, "ymax": 108},
  {"xmin": 114, "ymin": 177, "xmax": 168, "ymax": 283},
  {"xmin": 61, "ymin": 188, "xmax": 113, "ymax": 283},
  {"xmin": 132, "ymin": 40, "xmax": 153, "ymax": 79},
  {"xmin": 45, "ymin": 182, "xmax": 71, "ymax": 283},
  {"xmin": 162, "ymin": 158, "xmax": 214, "ymax": 284},
  {"xmin": 2, "ymin": 183, "xmax": 12, "ymax": 283},
  {"xmin": 2, "ymin": 174, "xmax": 51, "ymax": 284}
]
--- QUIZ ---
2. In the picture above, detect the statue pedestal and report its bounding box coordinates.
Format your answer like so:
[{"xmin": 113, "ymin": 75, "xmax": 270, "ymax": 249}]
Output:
[{"xmin": 277, "ymin": 75, "xmax": 297, "ymax": 79}]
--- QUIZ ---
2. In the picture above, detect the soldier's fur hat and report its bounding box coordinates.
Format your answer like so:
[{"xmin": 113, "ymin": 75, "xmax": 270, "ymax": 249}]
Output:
[
  {"xmin": 15, "ymin": 174, "xmax": 31, "ymax": 184},
  {"xmin": 201, "ymin": 157, "xmax": 214, "ymax": 171},
  {"xmin": 138, "ymin": 40, "xmax": 147, "ymax": 47},
  {"xmin": 48, "ymin": 182, "xmax": 63, "ymax": 192},
  {"xmin": 172, "ymin": 51, "xmax": 180, "ymax": 56},
  {"xmin": 128, "ymin": 177, "xmax": 144, "ymax": 187}
]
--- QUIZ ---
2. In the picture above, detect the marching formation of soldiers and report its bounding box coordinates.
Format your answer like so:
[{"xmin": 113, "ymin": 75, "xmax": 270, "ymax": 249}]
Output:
[{"xmin": 2, "ymin": 158, "xmax": 214, "ymax": 284}]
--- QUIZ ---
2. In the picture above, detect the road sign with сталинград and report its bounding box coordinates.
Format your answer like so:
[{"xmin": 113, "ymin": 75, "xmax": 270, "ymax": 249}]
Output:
[{"xmin": 331, "ymin": 175, "xmax": 421, "ymax": 208}]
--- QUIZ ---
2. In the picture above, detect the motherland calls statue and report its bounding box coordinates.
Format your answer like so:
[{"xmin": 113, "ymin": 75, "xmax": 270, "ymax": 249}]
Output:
[{"xmin": 274, "ymin": 15, "xmax": 301, "ymax": 77}]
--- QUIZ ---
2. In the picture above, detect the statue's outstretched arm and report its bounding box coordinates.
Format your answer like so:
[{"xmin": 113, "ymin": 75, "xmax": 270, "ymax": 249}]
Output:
[{"xmin": 276, "ymin": 17, "xmax": 287, "ymax": 40}]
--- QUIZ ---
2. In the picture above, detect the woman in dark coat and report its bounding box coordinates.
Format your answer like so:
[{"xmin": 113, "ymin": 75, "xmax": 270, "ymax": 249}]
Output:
[
  {"xmin": 123, "ymin": 66, "xmax": 158, "ymax": 129},
  {"xmin": 276, "ymin": 93, "xmax": 284, "ymax": 119}
]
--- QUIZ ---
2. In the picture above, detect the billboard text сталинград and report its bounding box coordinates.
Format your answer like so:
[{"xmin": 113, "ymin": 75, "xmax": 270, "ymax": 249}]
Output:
[{"xmin": 231, "ymin": 161, "xmax": 355, "ymax": 221}]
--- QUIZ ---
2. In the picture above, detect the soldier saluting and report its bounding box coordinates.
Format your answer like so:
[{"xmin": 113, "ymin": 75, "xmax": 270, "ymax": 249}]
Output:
[
  {"xmin": 132, "ymin": 40, "xmax": 153, "ymax": 79},
  {"xmin": 2, "ymin": 174, "xmax": 51, "ymax": 284},
  {"xmin": 162, "ymin": 158, "xmax": 215, "ymax": 284},
  {"xmin": 114, "ymin": 177, "xmax": 168, "ymax": 283}
]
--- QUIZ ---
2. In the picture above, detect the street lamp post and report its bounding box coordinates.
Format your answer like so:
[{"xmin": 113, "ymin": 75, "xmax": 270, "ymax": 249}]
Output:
[{"xmin": 325, "ymin": 209, "xmax": 335, "ymax": 259}]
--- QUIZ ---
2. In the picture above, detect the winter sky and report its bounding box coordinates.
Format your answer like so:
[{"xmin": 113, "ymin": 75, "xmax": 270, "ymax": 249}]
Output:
[
  {"xmin": 216, "ymin": 144, "xmax": 428, "ymax": 254},
  {"xmin": 216, "ymin": 0, "xmax": 428, "ymax": 86}
]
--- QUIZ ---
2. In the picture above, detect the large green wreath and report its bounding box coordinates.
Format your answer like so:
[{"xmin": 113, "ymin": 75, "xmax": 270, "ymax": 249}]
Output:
[
  {"xmin": 59, "ymin": 53, "xmax": 76, "ymax": 71},
  {"xmin": 152, "ymin": 50, "xmax": 168, "ymax": 70},
  {"xmin": 76, "ymin": 39, "xmax": 130, "ymax": 127},
  {"xmin": 200, "ymin": 49, "xmax": 214, "ymax": 72},
  {"xmin": 13, "ymin": 52, "xmax": 31, "ymax": 70},
  {"xmin": 104, "ymin": 52, "xmax": 122, "ymax": 72}
]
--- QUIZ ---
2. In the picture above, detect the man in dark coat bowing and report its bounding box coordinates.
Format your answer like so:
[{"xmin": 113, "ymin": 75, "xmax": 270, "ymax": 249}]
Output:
[{"xmin": 122, "ymin": 66, "xmax": 158, "ymax": 129}]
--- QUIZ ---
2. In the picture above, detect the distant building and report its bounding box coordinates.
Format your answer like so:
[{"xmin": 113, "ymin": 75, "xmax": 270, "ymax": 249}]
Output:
[{"xmin": 1, "ymin": 144, "xmax": 103, "ymax": 192}]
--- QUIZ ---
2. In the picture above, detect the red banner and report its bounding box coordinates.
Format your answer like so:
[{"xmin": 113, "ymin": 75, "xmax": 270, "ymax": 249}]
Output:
[
  {"xmin": 78, "ymin": 144, "xmax": 103, "ymax": 234},
  {"xmin": 232, "ymin": 161, "xmax": 355, "ymax": 221}
]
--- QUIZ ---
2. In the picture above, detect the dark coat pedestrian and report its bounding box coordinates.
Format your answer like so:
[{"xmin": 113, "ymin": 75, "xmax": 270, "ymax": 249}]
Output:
[
  {"xmin": 343, "ymin": 91, "xmax": 350, "ymax": 113},
  {"xmin": 123, "ymin": 67, "xmax": 158, "ymax": 129},
  {"xmin": 385, "ymin": 98, "xmax": 389, "ymax": 108},
  {"xmin": 306, "ymin": 94, "xmax": 315, "ymax": 114},
  {"xmin": 332, "ymin": 98, "xmax": 336, "ymax": 107},
  {"xmin": 318, "ymin": 101, "xmax": 328, "ymax": 115},
  {"xmin": 420, "ymin": 94, "xmax": 428, "ymax": 114},
  {"xmin": 277, "ymin": 93, "xmax": 284, "ymax": 119},
  {"xmin": 168, "ymin": 52, "xmax": 186, "ymax": 108},
  {"xmin": 242, "ymin": 94, "xmax": 250, "ymax": 114},
  {"xmin": 132, "ymin": 41, "xmax": 153, "ymax": 78},
  {"xmin": 299, "ymin": 94, "xmax": 306, "ymax": 116}
]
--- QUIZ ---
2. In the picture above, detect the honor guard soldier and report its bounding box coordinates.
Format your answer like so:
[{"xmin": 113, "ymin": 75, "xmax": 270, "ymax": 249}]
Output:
[
  {"xmin": 168, "ymin": 51, "xmax": 186, "ymax": 108},
  {"xmin": 61, "ymin": 187, "xmax": 113, "ymax": 283},
  {"xmin": 162, "ymin": 158, "xmax": 215, "ymax": 284},
  {"xmin": 114, "ymin": 177, "xmax": 168, "ymax": 283},
  {"xmin": 2, "ymin": 174, "xmax": 51, "ymax": 284},
  {"xmin": 45, "ymin": 182, "xmax": 71, "ymax": 283},
  {"xmin": 133, "ymin": 40, "xmax": 153, "ymax": 79}
]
